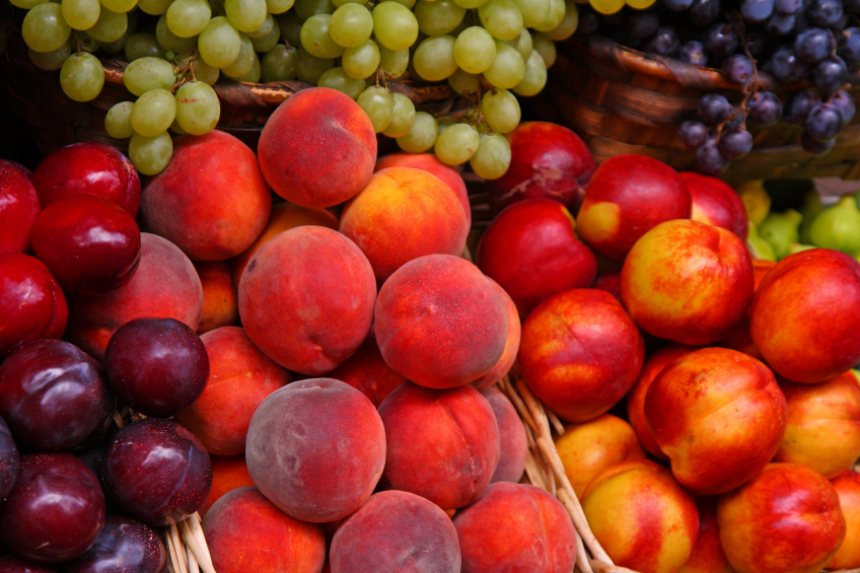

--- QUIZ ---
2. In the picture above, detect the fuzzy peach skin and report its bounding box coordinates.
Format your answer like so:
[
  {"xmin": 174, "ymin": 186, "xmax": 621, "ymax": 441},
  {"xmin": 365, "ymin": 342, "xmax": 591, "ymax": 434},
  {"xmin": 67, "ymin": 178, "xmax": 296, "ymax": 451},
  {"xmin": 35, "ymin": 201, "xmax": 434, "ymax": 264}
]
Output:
[
  {"xmin": 682, "ymin": 172, "xmax": 748, "ymax": 240},
  {"xmin": 326, "ymin": 328, "xmax": 405, "ymax": 408},
  {"xmin": 258, "ymin": 87, "xmax": 377, "ymax": 208},
  {"xmin": 518, "ymin": 288, "xmax": 645, "ymax": 423},
  {"xmin": 141, "ymin": 131, "xmax": 271, "ymax": 261},
  {"xmin": 470, "ymin": 281, "xmax": 521, "ymax": 391},
  {"xmin": 828, "ymin": 469, "xmax": 860, "ymax": 569},
  {"xmin": 203, "ymin": 486, "xmax": 326, "ymax": 573},
  {"xmin": 66, "ymin": 233, "xmax": 203, "ymax": 361},
  {"xmin": 645, "ymin": 348, "xmax": 787, "ymax": 495},
  {"xmin": 678, "ymin": 496, "xmax": 737, "ymax": 573},
  {"xmin": 621, "ymin": 219, "xmax": 754, "ymax": 346},
  {"xmin": 717, "ymin": 463, "xmax": 846, "ymax": 573},
  {"xmin": 193, "ymin": 261, "xmax": 238, "ymax": 335},
  {"xmin": 174, "ymin": 327, "xmax": 290, "ymax": 456},
  {"xmin": 453, "ymin": 482, "xmax": 577, "ymax": 573},
  {"xmin": 198, "ymin": 454, "xmax": 255, "ymax": 518},
  {"xmin": 339, "ymin": 167, "xmax": 468, "ymax": 282},
  {"xmin": 750, "ymin": 249, "xmax": 860, "ymax": 384},
  {"xmin": 555, "ymin": 414, "xmax": 647, "ymax": 498},
  {"xmin": 238, "ymin": 226, "xmax": 376, "ymax": 375},
  {"xmin": 481, "ymin": 387, "xmax": 527, "ymax": 484},
  {"xmin": 581, "ymin": 460, "xmax": 700, "ymax": 573},
  {"xmin": 773, "ymin": 371, "xmax": 860, "ymax": 478}
]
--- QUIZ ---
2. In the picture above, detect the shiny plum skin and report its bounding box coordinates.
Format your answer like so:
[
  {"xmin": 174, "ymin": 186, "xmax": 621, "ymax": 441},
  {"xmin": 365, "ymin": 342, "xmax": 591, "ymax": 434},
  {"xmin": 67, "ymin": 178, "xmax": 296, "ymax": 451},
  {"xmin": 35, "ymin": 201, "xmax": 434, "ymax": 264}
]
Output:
[
  {"xmin": 103, "ymin": 418, "xmax": 212, "ymax": 526},
  {"xmin": 0, "ymin": 453, "xmax": 106, "ymax": 563},
  {"xmin": 0, "ymin": 340, "xmax": 112, "ymax": 451},
  {"xmin": 0, "ymin": 160, "xmax": 40, "ymax": 256},
  {"xmin": 0, "ymin": 418, "xmax": 18, "ymax": 502},
  {"xmin": 63, "ymin": 516, "xmax": 167, "ymax": 573},
  {"xmin": 104, "ymin": 318, "xmax": 209, "ymax": 418},
  {"xmin": 0, "ymin": 555, "xmax": 59, "ymax": 572}
]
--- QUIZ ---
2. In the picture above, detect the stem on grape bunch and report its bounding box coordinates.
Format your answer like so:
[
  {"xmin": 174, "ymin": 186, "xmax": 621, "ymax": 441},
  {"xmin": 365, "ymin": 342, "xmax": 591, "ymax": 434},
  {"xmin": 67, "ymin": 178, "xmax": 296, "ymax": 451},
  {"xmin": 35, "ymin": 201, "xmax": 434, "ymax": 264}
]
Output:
[
  {"xmin": 73, "ymin": 32, "xmax": 83, "ymax": 56},
  {"xmin": 713, "ymin": 13, "xmax": 761, "ymax": 135}
]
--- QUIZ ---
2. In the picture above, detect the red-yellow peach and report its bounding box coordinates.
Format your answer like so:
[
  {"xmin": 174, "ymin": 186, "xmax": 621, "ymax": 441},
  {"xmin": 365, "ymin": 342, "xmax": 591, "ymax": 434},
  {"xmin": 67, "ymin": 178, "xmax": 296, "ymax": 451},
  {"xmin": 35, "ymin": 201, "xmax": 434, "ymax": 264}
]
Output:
[
  {"xmin": 828, "ymin": 469, "xmax": 860, "ymax": 569},
  {"xmin": 678, "ymin": 496, "xmax": 736, "ymax": 573},
  {"xmin": 480, "ymin": 387, "xmax": 527, "ymax": 484},
  {"xmin": 326, "ymin": 328, "xmax": 405, "ymax": 408},
  {"xmin": 198, "ymin": 454, "xmax": 255, "ymax": 518},
  {"xmin": 682, "ymin": 172, "xmax": 748, "ymax": 240},
  {"xmin": 713, "ymin": 259, "xmax": 777, "ymax": 360},
  {"xmin": 193, "ymin": 261, "xmax": 238, "ymax": 335},
  {"xmin": 470, "ymin": 281, "xmax": 521, "ymax": 391}
]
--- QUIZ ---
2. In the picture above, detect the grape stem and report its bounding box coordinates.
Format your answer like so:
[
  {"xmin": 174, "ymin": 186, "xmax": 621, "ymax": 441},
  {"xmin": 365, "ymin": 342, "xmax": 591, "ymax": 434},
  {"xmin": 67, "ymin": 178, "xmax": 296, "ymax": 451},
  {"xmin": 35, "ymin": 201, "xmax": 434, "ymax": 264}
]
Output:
[
  {"xmin": 714, "ymin": 13, "xmax": 760, "ymax": 135},
  {"xmin": 73, "ymin": 32, "xmax": 83, "ymax": 56}
]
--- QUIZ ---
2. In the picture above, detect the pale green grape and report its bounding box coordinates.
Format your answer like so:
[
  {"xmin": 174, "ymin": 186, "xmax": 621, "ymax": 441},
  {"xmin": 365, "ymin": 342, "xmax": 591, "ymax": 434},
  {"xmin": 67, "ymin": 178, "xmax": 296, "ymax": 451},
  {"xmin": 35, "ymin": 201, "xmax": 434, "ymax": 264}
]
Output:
[
  {"xmin": 10, "ymin": 0, "xmax": 49, "ymax": 9},
  {"xmin": 170, "ymin": 118, "xmax": 187, "ymax": 134},
  {"xmin": 544, "ymin": 0, "xmax": 577, "ymax": 40},
  {"xmin": 222, "ymin": 33, "xmax": 255, "ymax": 77},
  {"xmin": 124, "ymin": 57, "xmax": 176, "ymax": 96},
  {"xmin": 357, "ymin": 85, "xmax": 393, "ymax": 132},
  {"xmin": 447, "ymin": 68, "xmax": 479, "ymax": 93},
  {"xmin": 88, "ymin": 8, "xmax": 127, "ymax": 42},
  {"xmin": 413, "ymin": 35, "xmax": 457, "ymax": 81},
  {"xmin": 276, "ymin": 11, "xmax": 303, "ymax": 45},
  {"xmin": 470, "ymin": 133, "xmax": 510, "ymax": 179},
  {"xmin": 125, "ymin": 33, "xmax": 167, "ymax": 60},
  {"xmin": 250, "ymin": 21, "xmax": 280, "ymax": 51},
  {"xmin": 191, "ymin": 54, "xmax": 221, "ymax": 84},
  {"xmin": 100, "ymin": 0, "xmax": 136, "ymax": 13},
  {"xmin": 511, "ymin": 0, "xmax": 549, "ymax": 27},
  {"xmin": 100, "ymin": 11, "xmax": 135, "ymax": 52},
  {"xmin": 397, "ymin": 111, "xmax": 437, "ymax": 152},
  {"xmin": 78, "ymin": 32, "xmax": 102, "ymax": 52},
  {"xmin": 62, "ymin": 0, "xmax": 100, "ymax": 31},
  {"xmin": 333, "ymin": 0, "xmax": 361, "ymax": 5},
  {"xmin": 300, "ymin": 14, "xmax": 344, "ymax": 58},
  {"xmin": 329, "ymin": 4, "xmax": 373, "ymax": 48},
  {"xmin": 261, "ymin": 45, "xmax": 297, "ymax": 81},
  {"xmin": 60, "ymin": 52, "xmax": 104, "ymax": 101},
  {"xmin": 199, "ymin": 16, "xmax": 242, "ymax": 68},
  {"xmin": 167, "ymin": 0, "xmax": 211, "ymax": 37},
  {"xmin": 129, "ymin": 132, "xmax": 173, "ymax": 175},
  {"xmin": 342, "ymin": 39, "xmax": 380, "ymax": 79},
  {"xmin": 105, "ymin": 101, "xmax": 135, "ymax": 138},
  {"xmin": 532, "ymin": 31, "xmax": 555, "ymax": 68},
  {"xmin": 131, "ymin": 88, "xmax": 177, "ymax": 136},
  {"xmin": 481, "ymin": 87, "xmax": 520, "ymax": 133},
  {"xmin": 513, "ymin": 49, "xmax": 546, "ymax": 95},
  {"xmin": 434, "ymin": 123, "xmax": 479, "ymax": 165},
  {"xmin": 295, "ymin": 46, "xmax": 334, "ymax": 82},
  {"xmin": 414, "ymin": 0, "xmax": 464, "ymax": 35},
  {"xmin": 478, "ymin": 0, "xmax": 523, "ymax": 41},
  {"xmin": 294, "ymin": 0, "xmax": 335, "ymax": 20},
  {"xmin": 533, "ymin": 0, "xmax": 564, "ymax": 31},
  {"xmin": 266, "ymin": 0, "xmax": 294, "ymax": 13},
  {"xmin": 137, "ymin": 0, "xmax": 172, "ymax": 15},
  {"xmin": 248, "ymin": 13, "xmax": 274, "ymax": 38},
  {"xmin": 380, "ymin": 45, "xmax": 408, "ymax": 77},
  {"xmin": 482, "ymin": 41, "xmax": 524, "ymax": 89},
  {"xmin": 382, "ymin": 92, "xmax": 415, "ymax": 137},
  {"xmin": 234, "ymin": 53, "xmax": 262, "ymax": 81},
  {"xmin": 453, "ymin": 26, "xmax": 495, "ymax": 73},
  {"xmin": 225, "ymin": 0, "xmax": 267, "ymax": 32},
  {"xmin": 372, "ymin": 2, "xmax": 418, "ymax": 51},
  {"xmin": 451, "ymin": 0, "xmax": 487, "ymax": 10},
  {"xmin": 318, "ymin": 66, "xmax": 366, "ymax": 99},
  {"xmin": 388, "ymin": 0, "xmax": 415, "ymax": 7},
  {"xmin": 506, "ymin": 27, "xmax": 531, "ymax": 61},
  {"xmin": 28, "ymin": 40, "xmax": 71, "ymax": 70},
  {"xmin": 22, "ymin": 3, "xmax": 71, "ymax": 53},
  {"xmin": 156, "ymin": 14, "xmax": 196, "ymax": 52}
]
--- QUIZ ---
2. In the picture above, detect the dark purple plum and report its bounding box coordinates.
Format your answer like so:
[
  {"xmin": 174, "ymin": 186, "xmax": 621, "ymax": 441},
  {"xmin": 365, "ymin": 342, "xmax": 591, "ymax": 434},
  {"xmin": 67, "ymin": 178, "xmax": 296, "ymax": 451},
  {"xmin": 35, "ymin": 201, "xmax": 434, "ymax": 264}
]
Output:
[
  {"xmin": 0, "ymin": 340, "xmax": 112, "ymax": 451},
  {"xmin": 103, "ymin": 318, "xmax": 209, "ymax": 418},
  {"xmin": 103, "ymin": 418, "xmax": 212, "ymax": 526},
  {"xmin": 63, "ymin": 516, "xmax": 167, "ymax": 573},
  {"xmin": 0, "ymin": 419, "xmax": 18, "ymax": 502},
  {"xmin": 0, "ymin": 453, "xmax": 105, "ymax": 563},
  {"xmin": 0, "ymin": 555, "xmax": 58, "ymax": 572}
]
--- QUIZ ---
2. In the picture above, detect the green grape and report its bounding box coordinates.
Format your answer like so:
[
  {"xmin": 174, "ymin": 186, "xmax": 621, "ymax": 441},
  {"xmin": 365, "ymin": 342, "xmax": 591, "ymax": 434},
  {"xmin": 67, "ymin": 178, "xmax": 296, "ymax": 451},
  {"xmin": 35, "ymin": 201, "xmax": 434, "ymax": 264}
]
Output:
[
  {"xmin": 478, "ymin": 0, "xmax": 523, "ymax": 41},
  {"xmin": 532, "ymin": 31, "xmax": 555, "ymax": 68},
  {"xmin": 62, "ymin": 0, "xmax": 100, "ymax": 31},
  {"xmin": 342, "ymin": 39, "xmax": 380, "ymax": 79},
  {"xmin": 513, "ymin": 49, "xmax": 546, "ymax": 95},
  {"xmin": 229, "ymin": 52, "xmax": 261, "ymax": 81},
  {"xmin": 544, "ymin": 0, "xmax": 577, "ymax": 40},
  {"xmin": 199, "ymin": 16, "xmax": 242, "ymax": 68},
  {"xmin": 88, "ymin": 8, "xmax": 127, "ymax": 42},
  {"xmin": 261, "ymin": 45, "xmax": 297, "ymax": 81},
  {"xmin": 434, "ymin": 123, "xmax": 479, "ymax": 165},
  {"xmin": 329, "ymin": 4, "xmax": 373, "ymax": 48},
  {"xmin": 156, "ymin": 14, "xmax": 196, "ymax": 52},
  {"xmin": 266, "ymin": 0, "xmax": 294, "ymax": 13},
  {"xmin": 482, "ymin": 41, "xmax": 524, "ymax": 89},
  {"xmin": 225, "ymin": 0, "xmax": 267, "ymax": 32},
  {"xmin": 357, "ymin": 85, "xmax": 393, "ymax": 132},
  {"xmin": 382, "ymin": 92, "xmax": 416, "ymax": 137},
  {"xmin": 137, "ymin": 0, "xmax": 172, "ymax": 15},
  {"xmin": 170, "ymin": 118, "xmax": 187, "ymax": 134},
  {"xmin": 396, "ymin": 111, "xmax": 437, "ymax": 152},
  {"xmin": 165, "ymin": 50, "xmax": 176, "ymax": 60},
  {"xmin": 100, "ymin": 0, "xmax": 137, "ymax": 13},
  {"xmin": 447, "ymin": 68, "xmax": 479, "ymax": 93},
  {"xmin": 413, "ymin": 35, "xmax": 457, "ymax": 81},
  {"xmin": 318, "ymin": 66, "xmax": 366, "ymax": 98},
  {"xmin": 389, "ymin": 0, "xmax": 415, "ymax": 7},
  {"xmin": 248, "ymin": 13, "xmax": 274, "ymax": 38},
  {"xmin": 470, "ymin": 133, "xmax": 510, "ymax": 179},
  {"xmin": 222, "ymin": 33, "xmax": 255, "ymax": 77},
  {"xmin": 22, "ymin": 3, "xmax": 71, "ymax": 53},
  {"xmin": 131, "ymin": 88, "xmax": 177, "ymax": 136},
  {"xmin": 60, "ymin": 52, "xmax": 104, "ymax": 101},
  {"xmin": 506, "ymin": 27, "xmax": 531, "ymax": 61},
  {"xmin": 125, "ymin": 33, "xmax": 167, "ymax": 61},
  {"xmin": 99, "ymin": 10, "xmax": 134, "ymax": 52},
  {"xmin": 295, "ymin": 46, "xmax": 334, "ymax": 82},
  {"xmin": 481, "ymin": 87, "xmax": 520, "ymax": 133},
  {"xmin": 379, "ymin": 45, "xmax": 408, "ymax": 77},
  {"xmin": 414, "ymin": 0, "xmax": 465, "ymax": 35},
  {"xmin": 124, "ymin": 57, "xmax": 176, "ymax": 96},
  {"xmin": 533, "ymin": 0, "xmax": 564, "ymax": 31},
  {"xmin": 276, "ymin": 11, "xmax": 303, "ymax": 45},
  {"xmin": 129, "ymin": 132, "xmax": 173, "ymax": 175},
  {"xmin": 77, "ymin": 32, "xmax": 102, "ymax": 52},
  {"xmin": 453, "ymin": 26, "xmax": 495, "ymax": 73},
  {"xmin": 511, "ymin": 0, "xmax": 549, "ymax": 27},
  {"xmin": 294, "ymin": 0, "xmax": 335, "ymax": 20},
  {"xmin": 453, "ymin": 0, "xmax": 487, "ymax": 9},
  {"xmin": 105, "ymin": 101, "xmax": 135, "ymax": 138},
  {"xmin": 300, "ymin": 14, "xmax": 344, "ymax": 58},
  {"xmin": 166, "ymin": 0, "xmax": 211, "ymax": 37},
  {"xmin": 174, "ymin": 80, "xmax": 220, "ymax": 134},
  {"xmin": 10, "ymin": 0, "xmax": 49, "ymax": 9},
  {"xmin": 191, "ymin": 54, "xmax": 221, "ymax": 84},
  {"xmin": 250, "ymin": 21, "xmax": 280, "ymax": 51},
  {"xmin": 372, "ymin": 2, "xmax": 418, "ymax": 51},
  {"xmin": 28, "ymin": 40, "xmax": 71, "ymax": 70},
  {"xmin": 333, "ymin": 0, "xmax": 362, "ymax": 6}
]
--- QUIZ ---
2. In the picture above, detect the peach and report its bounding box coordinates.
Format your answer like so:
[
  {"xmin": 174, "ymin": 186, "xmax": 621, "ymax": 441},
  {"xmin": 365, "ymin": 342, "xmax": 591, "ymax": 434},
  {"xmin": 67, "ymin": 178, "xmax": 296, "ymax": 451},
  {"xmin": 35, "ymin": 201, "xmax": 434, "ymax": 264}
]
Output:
[
  {"xmin": 374, "ymin": 255, "xmax": 508, "ymax": 389},
  {"xmin": 231, "ymin": 202, "xmax": 339, "ymax": 285},
  {"xmin": 828, "ymin": 469, "xmax": 860, "ymax": 569},
  {"xmin": 258, "ymin": 87, "xmax": 377, "ymax": 208},
  {"xmin": 339, "ymin": 167, "xmax": 469, "ymax": 282},
  {"xmin": 555, "ymin": 414, "xmax": 647, "ymax": 498},
  {"xmin": 518, "ymin": 288, "xmax": 645, "ymax": 423},
  {"xmin": 245, "ymin": 379, "xmax": 386, "ymax": 523},
  {"xmin": 326, "ymin": 328, "xmax": 405, "ymax": 408},
  {"xmin": 193, "ymin": 261, "xmax": 238, "ymax": 335},
  {"xmin": 238, "ymin": 226, "xmax": 376, "ymax": 375},
  {"xmin": 480, "ymin": 387, "xmax": 527, "ymax": 484},
  {"xmin": 678, "ymin": 496, "xmax": 735, "ymax": 573},
  {"xmin": 203, "ymin": 486, "xmax": 326, "ymax": 573},
  {"xmin": 621, "ymin": 219, "xmax": 754, "ymax": 345},
  {"xmin": 717, "ymin": 463, "xmax": 846, "ymax": 573},
  {"xmin": 750, "ymin": 249, "xmax": 860, "ymax": 383},
  {"xmin": 453, "ymin": 482, "xmax": 577, "ymax": 573},
  {"xmin": 141, "ymin": 131, "xmax": 271, "ymax": 261},
  {"xmin": 470, "ymin": 281, "xmax": 521, "ymax": 391},
  {"xmin": 713, "ymin": 259, "xmax": 777, "ymax": 360},
  {"xmin": 198, "ymin": 454, "xmax": 255, "ymax": 518},
  {"xmin": 378, "ymin": 382, "xmax": 500, "ymax": 510},
  {"xmin": 0, "ymin": 160, "xmax": 40, "ymax": 256},
  {"xmin": 476, "ymin": 199, "xmax": 597, "ymax": 317},
  {"xmin": 682, "ymin": 172, "xmax": 748, "ymax": 240},
  {"xmin": 773, "ymin": 372, "xmax": 860, "ymax": 478},
  {"xmin": 65, "ymin": 233, "xmax": 203, "ymax": 361},
  {"xmin": 329, "ymin": 490, "xmax": 461, "ymax": 573},
  {"xmin": 645, "ymin": 348, "xmax": 787, "ymax": 495},
  {"xmin": 175, "ymin": 327, "xmax": 290, "ymax": 456},
  {"xmin": 592, "ymin": 270, "xmax": 621, "ymax": 302},
  {"xmin": 582, "ymin": 460, "xmax": 700, "ymax": 573}
]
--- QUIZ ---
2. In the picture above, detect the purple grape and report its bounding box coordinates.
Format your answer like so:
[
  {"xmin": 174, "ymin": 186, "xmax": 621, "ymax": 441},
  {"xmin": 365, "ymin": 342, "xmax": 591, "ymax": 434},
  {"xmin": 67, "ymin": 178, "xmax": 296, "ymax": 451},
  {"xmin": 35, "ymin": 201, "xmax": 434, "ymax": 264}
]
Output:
[
  {"xmin": 679, "ymin": 41, "xmax": 709, "ymax": 65},
  {"xmin": 776, "ymin": 0, "xmax": 803, "ymax": 14},
  {"xmin": 832, "ymin": 12, "xmax": 850, "ymax": 30},
  {"xmin": 808, "ymin": 0, "xmax": 844, "ymax": 27},
  {"xmin": 698, "ymin": 93, "xmax": 732, "ymax": 124},
  {"xmin": 748, "ymin": 91, "xmax": 784, "ymax": 125},
  {"xmin": 691, "ymin": 0, "xmax": 721, "ymax": 26},
  {"xmin": 679, "ymin": 120, "xmax": 710, "ymax": 148},
  {"xmin": 663, "ymin": 0, "xmax": 695, "ymax": 9},
  {"xmin": 838, "ymin": 27, "xmax": 860, "ymax": 66},
  {"xmin": 743, "ymin": 0, "xmax": 776, "ymax": 23},
  {"xmin": 723, "ymin": 54, "xmax": 755, "ymax": 83},
  {"xmin": 696, "ymin": 137, "xmax": 729, "ymax": 175},
  {"xmin": 626, "ymin": 10, "xmax": 660, "ymax": 38},
  {"xmin": 785, "ymin": 89, "xmax": 822, "ymax": 124},
  {"xmin": 704, "ymin": 23, "xmax": 739, "ymax": 60},
  {"xmin": 602, "ymin": 11, "xmax": 624, "ymax": 27},
  {"xmin": 846, "ymin": 0, "xmax": 860, "ymax": 13},
  {"xmin": 745, "ymin": 29, "xmax": 769, "ymax": 57},
  {"xmin": 643, "ymin": 26, "xmax": 680, "ymax": 56},
  {"xmin": 577, "ymin": 7, "xmax": 601, "ymax": 34},
  {"xmin": 719, "ymin": 128, "xmax": 754, "ymax": 158},
  {"xmin": 770, "ymin": 46, "xmax": 810, "ymax": 82},
  {"xmin": 767, "ymin": 12, "xmax": 797, "ymax": 34},
  {"xmin": 806, "ymin": 102, "xmax": 844, "ymax": 140},
  {"xmin": 795, "ymin": 27, "xmax": 836, "ymax": 62},
  {"xmin": 726, "ymin": 108, "xmax": 745, "ymax": 130},
  {"xmin": 831, "ymin": 89, "xmax": 856, "ymax": 122},
  {"xmin": 813, "ymin": 54, "xmax": 848, "ymax": 92},
  {"xmin": 802, "ymin": 130, "xmax": 838, "ymax": 153}
]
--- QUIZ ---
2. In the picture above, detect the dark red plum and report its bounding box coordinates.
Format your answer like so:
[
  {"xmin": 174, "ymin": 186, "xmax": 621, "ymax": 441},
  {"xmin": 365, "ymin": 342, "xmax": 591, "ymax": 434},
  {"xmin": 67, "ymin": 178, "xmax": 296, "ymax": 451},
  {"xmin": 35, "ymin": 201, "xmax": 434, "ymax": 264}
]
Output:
[
  {"xmin": 103, "ymin": 418, "xmax": 212, "ymax": 526},
  {"xmin": 0, "ymin": 453, "xmax": 105, "ymax": 563},
  {"xmin": 0, "ymin": 418, "xmax": 18, "ymax": 502},
  {"xmin": 104, "ymin": 318, "xmax": 209, "ymax": 418},
  {"xmin": 0, "ymin": 340, "xmax": 112, "ymax": 451},
  {"xmin": 63, "ymin": 516, "xmax": 167, "ymax": 573},
  {"xmin": 0, "ymin": 161, "xmax": 40, "ymax": 256},
  {"xmin": 0, "ymin": 555, "xmax": 58, "ymax": 572},
  {"xmin": 30, "ymin": 196, "xmax": 141, "ymax": 296}
]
